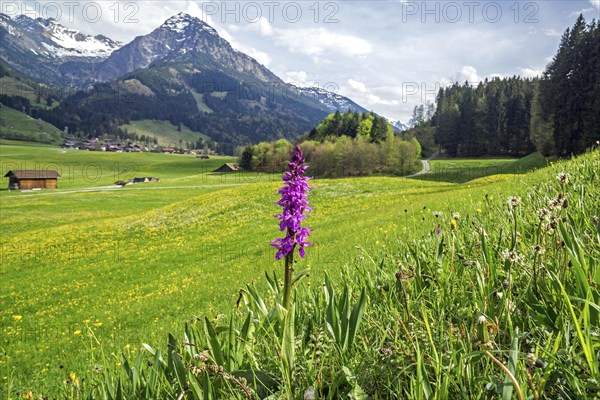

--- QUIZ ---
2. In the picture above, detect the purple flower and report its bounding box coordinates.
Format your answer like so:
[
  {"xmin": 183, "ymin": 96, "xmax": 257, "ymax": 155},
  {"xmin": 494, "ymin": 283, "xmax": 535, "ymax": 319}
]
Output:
[{"xmin": 271, "ymin": 146, "xmax": 312, "ymax": 260}]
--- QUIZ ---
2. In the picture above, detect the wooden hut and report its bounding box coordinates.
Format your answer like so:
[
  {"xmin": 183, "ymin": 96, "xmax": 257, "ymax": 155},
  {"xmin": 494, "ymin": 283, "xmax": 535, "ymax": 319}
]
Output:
[
  {"xmin": 213, "ymin": 163, "xmax": 239, "ymax": 173},
  {"xmin": 4, "ymin": 170, "xmax": 61, "ymax": 190}
]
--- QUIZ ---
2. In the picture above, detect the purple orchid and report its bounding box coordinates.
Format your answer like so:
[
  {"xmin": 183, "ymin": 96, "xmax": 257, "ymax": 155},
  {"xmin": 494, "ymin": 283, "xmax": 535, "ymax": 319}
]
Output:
[{"xmin": 271, "ymin": 146, "xmax": 312, "ymax": 260}]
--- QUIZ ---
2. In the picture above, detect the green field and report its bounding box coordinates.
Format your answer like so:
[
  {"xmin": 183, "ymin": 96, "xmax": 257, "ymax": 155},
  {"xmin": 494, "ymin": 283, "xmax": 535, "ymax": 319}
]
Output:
[
  {"xmin": 119, "ymin": 120, "xmax": 210, "ymax": 147},
  {"xmin": 1, "ymin": 142, "xmax": 598, "ymax": 398},
  {"xmin": 418, "ymin": 153, "xmax": 549, "ymax": 183},
  {"xmin": 0, "ymin": 107, "xmax": 64, "ymax": 144},
  {"xmin": 0, "ymin": 76, "xmax": 59, "ymax": 109}
]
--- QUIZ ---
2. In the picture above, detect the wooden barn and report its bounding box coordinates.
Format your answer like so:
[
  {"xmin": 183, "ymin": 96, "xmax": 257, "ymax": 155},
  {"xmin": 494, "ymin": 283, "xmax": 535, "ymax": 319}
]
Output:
[
  {"xmin": 4, "ymin": 170, "xmax": 61, "ymax": 190},
  {"xmin": 213, "ymin": 163, "xmax": 239, "ymax": 173}
]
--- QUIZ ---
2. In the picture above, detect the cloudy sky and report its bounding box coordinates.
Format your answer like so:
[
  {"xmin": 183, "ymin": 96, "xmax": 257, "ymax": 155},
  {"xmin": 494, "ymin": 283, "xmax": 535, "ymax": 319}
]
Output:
[{"xmin": 3, "ymin": 1, "xmax": 599, "ymax": 122}]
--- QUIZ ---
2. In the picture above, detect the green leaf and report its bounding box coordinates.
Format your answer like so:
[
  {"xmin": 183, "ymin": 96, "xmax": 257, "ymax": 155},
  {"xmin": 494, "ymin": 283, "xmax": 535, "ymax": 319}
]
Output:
[
  {"xmin": 502, "ymin": 329, "xmax": 519, "ymax": 400},
  {"xmin": 281, "ymin": 303, "xmax": 295, "ymax": 386},
  {"xmin": 347, "ymin": 288, "xmax": 367, "ymax": 352},
  {"xmin": 204, "ymin": 317, "xmax": 225, "ymax": 367}
]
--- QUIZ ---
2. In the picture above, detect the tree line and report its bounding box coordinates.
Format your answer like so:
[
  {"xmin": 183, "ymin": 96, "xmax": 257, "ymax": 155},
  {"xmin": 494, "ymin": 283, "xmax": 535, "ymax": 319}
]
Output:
[
  {"xmin": 432, "ymin": 15, "xmax": 599, "ymax": 158},
  {"xmin": 240, "ymin": 112, "xmax": 422, "ymax": 177},
  {"xmin": 432, "ymin": 77, "xmax": 536, "ymax": 157},
  {"xmin": 531, "ymin": 15, "xmax": 600, "ymax": 156}
]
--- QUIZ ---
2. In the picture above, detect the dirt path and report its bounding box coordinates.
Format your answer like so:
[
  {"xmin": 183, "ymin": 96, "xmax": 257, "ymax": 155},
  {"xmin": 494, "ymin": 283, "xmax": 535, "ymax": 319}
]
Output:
[
  {"xmin": 1, "ymin": 183, "xmax": 248, "ymax": 198},
  {"xmin": 406, "ymin": 152, "xmax": 438, "ymax": 178}
]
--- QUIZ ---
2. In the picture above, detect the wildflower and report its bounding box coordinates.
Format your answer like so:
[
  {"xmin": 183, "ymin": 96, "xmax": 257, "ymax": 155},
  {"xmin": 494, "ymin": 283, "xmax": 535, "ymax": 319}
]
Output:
[
  {"xmin": 69, "ymin": 372, "xmax": 79, "ymax": 386},
  {"xmin": 538, "ymin": 208, "xmax": 550, "ymax": 221},
  {"xmin": 476, "ymin": 208, "xmax": 482, "ymax": 213},
  {"xmin": 23, "ymin": 391, "xmax": 33, "ymax": 400},
  {"xmin": 477, "ymin": 315, "xmax": 487, "ymax": 325},
  {"xmin": 507, "ymin": 196, "xmax": 521, "ymax": 210},
  {"xmin": 452, "ymin": 212, "xmax": 461, "ymax": 220},
  {"xmin": 496, "ymin": 292, "xmax": 503, "ymax": 299},
  {"xmin": 502, "ymin": 249, "xmax": 524, "ymax": 264},
  {"xmin": 271, "ymin": 146, "xmax": 312, "ymax": 260},
  {"xmin": 432, "ymin": 211, "xmax": 443, "ymax": 218},
  {"xmin": 556, "ymin": 172, "xmax": 570, "ymax": 185},
  {"xmin": 12, "ymin": 315, "xmax": 22, "ymax": 321},
  {"xmin": 527, "ymin": 353, "xmax": 537, "ymax": 368},
  {"xmin": 379, "ymin": 347, "xmax": 393, "ymax": 356},
  {"xmin": 436, "ymin": 224, "xmax": 441, "ymax": 236},
  {"xmin": 450, "ymin": 219, "xmax": 457, "ymax": 230},
  {"xmin": 272, "ymin": 146, "xmax": 312, "ymax": 309},
  {"xmin": 73, "ymin": 330, "xmax": 81, "ymax": 335},
  {"xmin": 533, "ymin": 245, "xmax": 545, "ymax": 255}
]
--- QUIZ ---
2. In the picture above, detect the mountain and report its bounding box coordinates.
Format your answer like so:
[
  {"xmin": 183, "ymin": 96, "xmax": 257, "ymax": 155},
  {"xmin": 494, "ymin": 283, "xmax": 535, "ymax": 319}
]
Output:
[
  {"xmin": 297, "ymin": 86, "xmax": 369, "ymax": 114},
  {"xmin": 2, "ymin": 12, "xmax": 372, "ymax": 149},
  {"xmin": 0, "ymin": 13, "xmax": 122, "ymax": 85},
  {"xmin": 84, "ymin": 12, "xmax": 282, "ymax": 85},
  {"xmin": 388, "ymin": 117, "xmax": 418, "ymax": 132}
]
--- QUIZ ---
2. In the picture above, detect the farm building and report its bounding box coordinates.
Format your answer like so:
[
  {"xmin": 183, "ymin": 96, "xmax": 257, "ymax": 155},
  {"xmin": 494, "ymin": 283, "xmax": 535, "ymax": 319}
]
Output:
[
  {"xmin": 213, "ymin": 163, "xmax": 239, "ymax": 173},
  {"xmin": 132, "ymin": 177, "xmax": 160, "ymax": 183},
  {"xmin": 4, "ymin": 170, "xmax": 61, "ymax": 190}
]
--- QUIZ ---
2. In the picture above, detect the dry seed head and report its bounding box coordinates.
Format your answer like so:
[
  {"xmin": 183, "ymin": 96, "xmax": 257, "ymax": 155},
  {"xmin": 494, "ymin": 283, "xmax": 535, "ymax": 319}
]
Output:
[
  {"xmin": 533, "ymin": 245, "xmax": 545, "ymax": 255},
  {"xmin": 502, "ymin": 249, "xmax": 524, "ymax": 264},
  {"xmin": 538, "ymin": 208, "xmax": 550, "ymax": 221},
  {"xmin": 507, "ymin": 196, "xmax": 521, "ymax": 210},
  {"xmin": 556, "ymin": 172, "xmax": 570, "ymax": 184}
]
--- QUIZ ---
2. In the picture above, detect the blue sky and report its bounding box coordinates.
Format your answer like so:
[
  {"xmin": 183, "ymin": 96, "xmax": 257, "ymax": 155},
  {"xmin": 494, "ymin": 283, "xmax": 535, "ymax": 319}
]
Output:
[{"xmin": 3, "ymin": 1, "xmax": 599, "ymax": 122}]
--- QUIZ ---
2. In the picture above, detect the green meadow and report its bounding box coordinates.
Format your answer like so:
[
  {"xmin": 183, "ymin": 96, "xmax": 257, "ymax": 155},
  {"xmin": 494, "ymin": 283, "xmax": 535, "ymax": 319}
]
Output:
[
  {"xmin": 118, "ymin": 120, "xmax": 209, "ymax": 147},
  {"xmin": 1, "ymin": 141, "xmax": 599, "ymax": 398}
]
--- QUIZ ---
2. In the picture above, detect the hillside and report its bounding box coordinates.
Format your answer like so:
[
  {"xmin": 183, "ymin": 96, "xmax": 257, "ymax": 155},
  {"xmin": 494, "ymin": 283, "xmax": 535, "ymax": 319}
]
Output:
[
  {"xmin": 1, "ymin": 13, "xmax": 373, "ymax": 148},
  {"xmin": 120, "ymin": 120, "xmax": 209, "ymax": 147},
  {"xmin": 2, "ymin": 140, "xmax": 598, "ymax": 397},
  {"xmin": 0, "ymin": 106, "xmax": 64, "ymax": 143}
]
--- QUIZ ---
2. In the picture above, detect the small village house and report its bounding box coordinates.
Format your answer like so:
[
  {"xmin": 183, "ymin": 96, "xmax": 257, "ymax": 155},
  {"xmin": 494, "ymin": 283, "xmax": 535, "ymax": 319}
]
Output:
[
  {"xmin": 4, "ymin": 170, "xmax": 61, "ymax": 190},
  {"xmin": 213, "ymin": 163, "xmax": 239, "ymax": 173}
]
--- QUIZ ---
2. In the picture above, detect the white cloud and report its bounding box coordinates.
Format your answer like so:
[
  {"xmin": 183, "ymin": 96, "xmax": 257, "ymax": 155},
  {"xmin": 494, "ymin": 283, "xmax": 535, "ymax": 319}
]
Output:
[
  {"xmin": 543, "ymin": 29, "xmax": 562, "ymax": 37},
  {"xmin": 569, "ymin": 8, "xmax": 595, "ymax": 17},
  {"xmin": 518, "ymin": 67, "xmax": 544, "ymax": 78},
  {"xmin": 347, "ymin": 79, "xmax": 368, "ymax": 93},
  {"xmin": 241, "ymin": 47, "xmax": 272, "ymax": 67},
  {"xmin": 231, "ymin": 17, "xmax": 273, "ymax": 37},
  {"xmin": 274, "ymin": 28, "xmax": 372, "ymax": 57},
  {"xmin": 455, "ymin": 66, "xmax": 482, "ymax": 85},
  {"xmin": 590, "ymin": 0, "xmax": 600, "ymax": 10},
  {"xmin": 284, "ymin": 71, "xmax": 309, "ymax": 85},
  {"xmin": 256, "ymin": 17, "xmax": 273, "ymax": 37}
]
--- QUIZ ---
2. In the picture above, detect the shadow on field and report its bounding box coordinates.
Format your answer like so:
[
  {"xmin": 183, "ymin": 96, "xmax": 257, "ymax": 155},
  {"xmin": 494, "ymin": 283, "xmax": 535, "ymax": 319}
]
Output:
[{"xmin": 411, "ymin": 153, "xmax": 549, "ymax": 184}]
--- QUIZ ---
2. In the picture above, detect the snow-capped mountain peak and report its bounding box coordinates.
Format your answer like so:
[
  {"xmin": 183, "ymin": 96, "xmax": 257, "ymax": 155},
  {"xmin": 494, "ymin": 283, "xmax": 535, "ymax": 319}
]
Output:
[
  {"xmin": 1, "ymin": 13, "xmax": 122, "ymax": 59},
  {"xmin": 160, "ymin": 12, "xmax": 217, "ymax": 36},
  {"xmin": 388, "ymin": 117, "xmax": 417, "ymax": 132},
  {"xmin": 297, "ymin": 86, "xmax": 368, "ymax": 114}
]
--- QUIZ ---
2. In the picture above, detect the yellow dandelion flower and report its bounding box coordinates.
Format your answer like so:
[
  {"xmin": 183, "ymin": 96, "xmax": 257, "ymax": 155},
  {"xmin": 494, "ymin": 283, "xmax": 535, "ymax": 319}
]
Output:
[
  {"xmin": 477, "ymin": 208, "xmax": 482, "ymax": 213},
  {"xmin": 23, "ymin": 390, "xmax": 34, "ymax": 399},
  {"xmin": 83, "ymin": 319, "xmax": 91, "ymax": 324},
  {"xmin": 450, "ymin": 219, "xmax": 457, "ymax": 230},
  {"xmin": 93, "ymin": 322, "xmax": 102, "ymax": 327},
  {"xmin": 69, "ymin": 371, "xmax": 79, "ymax": 386},
  {"xmin": 73, "ymin": 330, "xmax": 82, "ymax": 335},
  {"xmin": 12, "ymin": 315, "xmax": 22, "ymax": 321}
]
